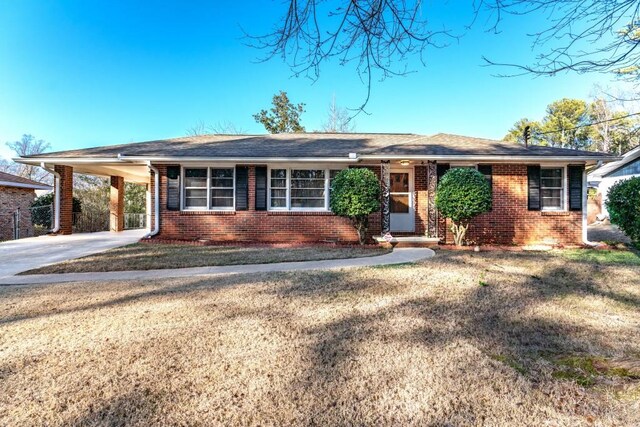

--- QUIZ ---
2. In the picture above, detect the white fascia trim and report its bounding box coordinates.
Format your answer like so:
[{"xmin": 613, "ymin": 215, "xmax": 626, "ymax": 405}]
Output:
[
  {"xmin": 359, "ymin": 155, "xmax": 619, "ymax": 163},
  {"xmin": 0, "ymin": 180, "xmax": 51, "ymax": 190},
  {"xmin": 118, "ymin": 155, "xmax": 359, "ymax": 163},
  {"xmin": 15, "ymin": 157, "xmax": 129, "ymax": 165}
]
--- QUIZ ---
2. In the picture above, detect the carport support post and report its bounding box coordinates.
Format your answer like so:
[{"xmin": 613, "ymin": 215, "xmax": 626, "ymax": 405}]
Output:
[
  {"xmin": 110, "ymin": 176, "xmax": 125, "ymax": 232},
  {"xmin": 54, "ymin": 165, "xmax": 74, "ymax": 234}
]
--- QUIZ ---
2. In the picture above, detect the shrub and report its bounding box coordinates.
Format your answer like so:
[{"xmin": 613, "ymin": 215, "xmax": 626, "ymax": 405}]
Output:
[
  {"xmin": 330, "ymin": 168, "xmax": 381, "ymax": 244},
  {"xmin": 606, "ymin": 177, "xmax": 640, "ymax": 245},
  {"xmin": 435, "ymin": 168, "xmax": 492, "ymax": 246},
  {"xmin": 31, "ymin": 193, "xmax": 82, "ymax": 228}
]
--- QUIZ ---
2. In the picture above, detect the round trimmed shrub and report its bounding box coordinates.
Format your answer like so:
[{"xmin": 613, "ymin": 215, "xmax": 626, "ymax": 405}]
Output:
[
  {"xmin": 606, "ymin": 176, "xmax": 640, "ymax": 245},
  {"xmin": 330, "ymin": 168, "xmax": 381, "ymax": 244},
  {"xmin": 435, "ymin": 168, "xmax": 492, "ymax": 246}
]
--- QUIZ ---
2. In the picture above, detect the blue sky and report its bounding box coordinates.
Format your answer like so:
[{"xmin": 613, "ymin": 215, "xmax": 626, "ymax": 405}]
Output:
[{"xmin": 0, "ymin": 1, "xmax": 627, "ymax": 159}]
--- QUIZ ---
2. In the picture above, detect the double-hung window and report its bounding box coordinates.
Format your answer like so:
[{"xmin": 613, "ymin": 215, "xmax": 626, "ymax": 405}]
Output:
[
  {"xmin": 540, "ymin": 167, "xmax": 564, "ymax": 210},
  {"xmin": 269, "ymin": 167, "xmax": 344, "ymax": 210},
  {"xmin": 183, "ymin": 167, "xmax": 235, "ymax": 210}
]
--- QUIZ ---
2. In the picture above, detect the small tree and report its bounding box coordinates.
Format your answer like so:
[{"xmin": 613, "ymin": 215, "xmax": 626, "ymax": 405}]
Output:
[
  {"xmin": 435, "ymin": 168, "xmax": 492, "ymax": 246},
  {"xmin": 253, "ymin": 90, "xmax": 305, "ymax": 133},
  {"xmin": 606, "ymin": 177, "xmax": 640, "ymax": 246},
  {"xmin": 330, "ymin": 168, "xmax": 380, "ymax": 244}
]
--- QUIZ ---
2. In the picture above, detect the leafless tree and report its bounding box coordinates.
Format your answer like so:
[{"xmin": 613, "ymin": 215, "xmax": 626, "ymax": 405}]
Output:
[
  {"xmin": 252, "ymin": 1, "xmax": 640, "ymax": 110},
  {"xmin": 246, "ymin": 1, "xmax": 453, "ymax": 113},
  {"xmin": 1, "ymin": 135, "xmax": 51, "ymax": 183},
  {"xmin": 479, "ymin": 1, "xmax": 640, "ymax": 79},
  {"xmin": 186, "ymin": 120, "xmax": 247, "ymax": 136},
  {"xmin": 322, "ymin": 95, "xmax": 356, "ymax": 132}
]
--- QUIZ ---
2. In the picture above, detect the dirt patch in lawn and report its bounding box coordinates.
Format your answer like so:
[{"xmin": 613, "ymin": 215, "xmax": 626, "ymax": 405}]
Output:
[
  {"xmin": 1, "ymin": 250, "xmax": 639, "ymax": 425},
  {"xmin": 20, "ymin": 243, "xmax": 391, "ymax": 275}
]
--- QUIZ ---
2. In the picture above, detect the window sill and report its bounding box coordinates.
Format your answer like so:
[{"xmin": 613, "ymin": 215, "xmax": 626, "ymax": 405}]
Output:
[
  {"xmin": 180, "ymin": 210, "xmax": 236, "ymax": 216},
  {"xmin": 541, "ymin": 210, "xmax": 571, "ymax": 216},
  {"xmin": 267, "ymin": 211, "xmax": 335, "ymax": 216}
]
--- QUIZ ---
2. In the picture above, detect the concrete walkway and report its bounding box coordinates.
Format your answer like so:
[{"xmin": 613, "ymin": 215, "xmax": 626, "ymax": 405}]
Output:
[
  {"xmin": 0, "ymin": 247, "xmax": 435, "ymax": 286},
  {"xmin": 0, "ymin": 229, "xmax": 147, "ymax": 278}
]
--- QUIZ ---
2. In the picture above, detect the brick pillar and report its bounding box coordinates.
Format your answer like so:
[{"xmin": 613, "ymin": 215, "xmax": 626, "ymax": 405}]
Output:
[
  {"xmin": 109, "ymin": 176, "xmax": 125, "ymax": 232},
  {"xmin": 54, "ymin": 165, "xmax": 73, "ymax": 235}
]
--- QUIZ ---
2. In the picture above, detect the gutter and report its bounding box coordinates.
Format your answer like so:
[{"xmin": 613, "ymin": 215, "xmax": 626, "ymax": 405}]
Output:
[
  {"xmin": 144, "ymin": 162, "xmax": 160, "ymax": 238},
  {"xmin": 40, "ymin": 163, "xmax": 60, "ymax": 233},
  {"xmin": 0, "ymin": 180, "xmax": 51, "ymax": 190}
]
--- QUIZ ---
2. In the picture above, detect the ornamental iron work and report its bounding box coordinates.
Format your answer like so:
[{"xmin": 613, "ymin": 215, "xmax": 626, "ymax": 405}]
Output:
[
  {"xmin": 427, "ymin": 160, "xmax": 438, "ymax": 237},
  {"xmin": 381, "ymin": 160, "xmax": 391, "ymax": 234}
]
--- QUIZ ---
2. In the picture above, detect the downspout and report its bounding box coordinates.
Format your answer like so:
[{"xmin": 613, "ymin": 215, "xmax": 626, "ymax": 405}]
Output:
[
  {"xmin": 40, "ymin": 162, "xmax": 60, "ymax": 233},
  {"xmin": 144, "ymin": 162, "xmax": 160, "ymax": 238}
]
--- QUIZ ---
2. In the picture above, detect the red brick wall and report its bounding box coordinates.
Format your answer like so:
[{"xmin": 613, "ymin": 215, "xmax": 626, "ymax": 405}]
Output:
[
  {"xmin": 151, "ymin": 164, "xmax": 384, "ymax": 243},
  {"xmin": 149, "ymin": 162, "xmax": 583, "ymax": 245},
  {"xmin": 438, "ymin": 164, "xmax": 583, "ymax": 245},
  {"xmin": 0, "ymin": 186, "xmax": 36, "ymax": 241}
]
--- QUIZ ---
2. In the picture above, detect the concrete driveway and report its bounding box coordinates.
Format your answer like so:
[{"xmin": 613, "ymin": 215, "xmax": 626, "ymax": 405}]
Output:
[{"xmin": 0, "ymin": 229, "xmax": 147, "ymax": 278}]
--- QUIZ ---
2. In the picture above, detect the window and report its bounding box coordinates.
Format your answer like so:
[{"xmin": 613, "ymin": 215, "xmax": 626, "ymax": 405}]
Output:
[
  {"xmin": 291, "ymin": 169, "xmax": 325, "ymax": 208},
  {"xmin": 183, "ymin": 167, "xmax": 235, "ymax": 210},
  {"xmin": 184, "ymin": 168, "xmax": 207, "ymax": 208},
  {"xmin": 540, "ymin": 167, "xmax": 564, "ymax": 210},
  {"xmin": 210, "ymin": 168, "xmax": 234, "ymax": 208},
  {"xmin": 269, "ymin": 167, "xmax": 344, "ymax": 210},
  {"xmin": 270, "ymin": 169, "xmax": 287, "ymax": 208}
]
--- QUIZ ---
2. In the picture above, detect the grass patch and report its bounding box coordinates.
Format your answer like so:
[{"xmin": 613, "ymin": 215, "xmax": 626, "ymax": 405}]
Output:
[
  {"xmin": 558, "ymin": 249, "xmax": 640, "ymax": 266},
  {"xmin": 20, "ymin": 243, "xmax": 391, "ymax": 275},
  {"xmin": 2, "ymin": 250, "xmax": 639, "ymax": 425}
]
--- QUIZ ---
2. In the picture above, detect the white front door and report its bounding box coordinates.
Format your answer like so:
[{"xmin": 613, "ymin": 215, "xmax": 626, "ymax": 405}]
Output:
[{"xmin": 390, "ymin": 170, "xmax": 415, "ymax": 232}]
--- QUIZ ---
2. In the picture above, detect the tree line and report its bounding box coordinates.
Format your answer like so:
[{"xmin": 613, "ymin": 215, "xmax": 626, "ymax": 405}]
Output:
[{"xmin": 504, "ymin": 95, "xmax": 640, "ymax": 155}]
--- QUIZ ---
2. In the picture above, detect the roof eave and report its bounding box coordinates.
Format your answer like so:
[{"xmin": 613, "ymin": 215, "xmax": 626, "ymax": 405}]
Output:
[{"xmin": 0, "ymin": 180, "xmax": 51, "ymax": 190}]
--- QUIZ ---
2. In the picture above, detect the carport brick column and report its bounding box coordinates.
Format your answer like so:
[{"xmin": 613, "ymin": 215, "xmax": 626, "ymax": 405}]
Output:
[
  {"xmin": 110, "ymin": 176, "xmax": 125, "ymax": 232},
  {"xmin": 54, "ymin": 165, "xmax": 74, "ymax": 235}
]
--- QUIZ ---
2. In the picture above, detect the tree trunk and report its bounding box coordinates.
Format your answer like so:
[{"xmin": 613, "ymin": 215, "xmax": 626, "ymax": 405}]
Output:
[
  {"xmin": 450, "ymin": 221, "xmax": 469, "ymax": 246},
  {"xmin": 353, "ymin": 216, "xmax": 369, "ymax": 245}
]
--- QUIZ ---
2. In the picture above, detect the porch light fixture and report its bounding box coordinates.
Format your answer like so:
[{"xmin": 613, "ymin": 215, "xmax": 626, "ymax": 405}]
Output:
[{"xmin": 399, "ymin": 159, "xmax": 411, "ymax": 166}]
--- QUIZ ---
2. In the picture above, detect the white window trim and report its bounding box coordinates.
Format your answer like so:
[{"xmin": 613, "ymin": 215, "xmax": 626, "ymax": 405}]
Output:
[
  {"xmin": 181, "ymin": 165, "xmax": 236, "ymax": 211},
  {"xmin": 267, "ymin": 165, "xmax": 347, "ymax": 211},
  {"xmin": 540, "ymin": 165, "xmax": 567, "ymax": 212}
]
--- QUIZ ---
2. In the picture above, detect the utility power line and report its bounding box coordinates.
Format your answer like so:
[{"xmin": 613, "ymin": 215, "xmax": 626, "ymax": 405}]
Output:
[{"xmin": 537, "ymin": 111, "xmax": 640, "ymax": 136}]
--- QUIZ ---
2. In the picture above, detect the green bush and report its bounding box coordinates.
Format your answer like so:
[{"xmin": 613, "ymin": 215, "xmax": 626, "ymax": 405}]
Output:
[
  {"xmin": 330, "ymin": 168, "xmax": 381, "ymax": 244},
  {"xmin": 606, "ymin": 177, "xmax": 640, "ymax": 245},
  {"xmin": 435, "ymin": 168, "xmax": 492, "ymax": 246},
  {"xmin": 31, "ymin": 193, "xmax": 82, "ymax": 228}
]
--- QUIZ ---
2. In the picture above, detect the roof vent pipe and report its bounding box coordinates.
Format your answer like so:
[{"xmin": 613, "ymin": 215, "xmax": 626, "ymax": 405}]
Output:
[{"xmin": 40, "ymin": 162, "xmax": 60, "ymax": 233}]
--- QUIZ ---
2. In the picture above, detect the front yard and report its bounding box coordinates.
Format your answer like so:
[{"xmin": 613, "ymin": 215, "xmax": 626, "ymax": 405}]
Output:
[
  {"xmin": 21, "ymin": 243, "xmax": 389, "ymax": 275},
  {"xmin": 2, "ymin": 249, "xmax": 639, "ymax": 425}
]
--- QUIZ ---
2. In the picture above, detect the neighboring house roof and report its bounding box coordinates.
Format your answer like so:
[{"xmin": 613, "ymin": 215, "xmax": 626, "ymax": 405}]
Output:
[
  {"xmin": 588, "ymin": 145, "xmax": 640, "ymax": 180},
  {"xmin": 0, "ymin": 171, "xmax": 51, "ymax": 190},
  {"xmin": 19, "ymin": 132, "xmax": 617, "ymax": 162}
]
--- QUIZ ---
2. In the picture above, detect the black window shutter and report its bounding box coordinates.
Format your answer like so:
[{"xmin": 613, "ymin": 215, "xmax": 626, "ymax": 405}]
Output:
[
  {"xmin": 568, "ymin": 165, "xmax": 584, "ymax": 211},
  {"xmin": 255, "ymin": 166, "xmax": 267, "ymax": 211},
  {"xmin": 527, "ymin": 165, "xmax": 541, "ymax": 211},
  {"xmin": 437, "ymin": 164, "xmax": 450, "ymax": 182},
  {"xmin": 235, "ymin": 166, "xmax": 248, "ymax": 211},
  {"xmin": 166, "ymin": 166, "xmax": 181, "ymax": 211}
]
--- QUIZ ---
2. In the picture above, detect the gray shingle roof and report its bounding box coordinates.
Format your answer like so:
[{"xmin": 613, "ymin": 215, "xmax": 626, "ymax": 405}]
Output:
[
  {"xmin": 0, "ymin": 171, "xmax": 51, "ymax": 189},
  {"xmin": 24, "ymin": 132, "xmax": 615, "ymax": 160}
]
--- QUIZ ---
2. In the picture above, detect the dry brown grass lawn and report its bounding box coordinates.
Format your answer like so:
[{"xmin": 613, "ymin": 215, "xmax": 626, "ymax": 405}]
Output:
[
  {"xmin": 20, "ymin": 243, "xmax": 389, "ymax": 275},
  {"xmin": 2, "ymin": 250, "xmax": 640, "ymax": 426}
]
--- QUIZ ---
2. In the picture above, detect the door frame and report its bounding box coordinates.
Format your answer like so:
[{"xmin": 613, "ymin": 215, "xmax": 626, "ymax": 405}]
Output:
[{"xmin": 389, "ymin": 168, "xmax": 415, "ymax": 232}]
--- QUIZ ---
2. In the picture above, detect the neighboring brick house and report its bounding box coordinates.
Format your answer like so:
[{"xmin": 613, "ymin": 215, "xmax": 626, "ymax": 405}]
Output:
[
  {"xmin": 0, "ymin": 171, "xmax": 51, "ymax": 241},
  {"xmin": 17, "ymin": 133, "xmax": 617, "ymax": 245}
]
